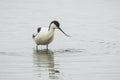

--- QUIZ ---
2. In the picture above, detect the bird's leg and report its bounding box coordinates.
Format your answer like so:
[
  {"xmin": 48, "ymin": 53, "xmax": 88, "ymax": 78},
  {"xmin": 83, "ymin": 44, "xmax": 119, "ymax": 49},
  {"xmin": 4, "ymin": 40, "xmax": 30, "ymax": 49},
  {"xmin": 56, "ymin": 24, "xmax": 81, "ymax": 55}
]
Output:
[
  {"xmin": 46, "ymin": 45, "xmax": 48, "ymax": 50},
  {"xmin": 36, "ymin": 45, "xmax": 38, "ymax": 51}
]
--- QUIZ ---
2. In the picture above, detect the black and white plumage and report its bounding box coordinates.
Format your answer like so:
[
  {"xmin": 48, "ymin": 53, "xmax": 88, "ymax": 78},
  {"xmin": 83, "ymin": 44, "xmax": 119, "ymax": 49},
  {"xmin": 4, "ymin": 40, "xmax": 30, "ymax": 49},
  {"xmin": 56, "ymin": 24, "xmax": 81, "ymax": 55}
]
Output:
[{"xmin": 32, "ymin": 20, "xmax": 70, "ymax": 50}]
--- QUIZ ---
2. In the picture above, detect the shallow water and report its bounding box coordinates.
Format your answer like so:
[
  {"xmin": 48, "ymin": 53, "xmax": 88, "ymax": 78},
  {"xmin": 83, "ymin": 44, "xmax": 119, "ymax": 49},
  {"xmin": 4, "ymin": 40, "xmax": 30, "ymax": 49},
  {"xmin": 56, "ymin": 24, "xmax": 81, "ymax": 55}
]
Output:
[{"xmin": 0, "ymin": 0, "xmax": 120, "ymax": 80}]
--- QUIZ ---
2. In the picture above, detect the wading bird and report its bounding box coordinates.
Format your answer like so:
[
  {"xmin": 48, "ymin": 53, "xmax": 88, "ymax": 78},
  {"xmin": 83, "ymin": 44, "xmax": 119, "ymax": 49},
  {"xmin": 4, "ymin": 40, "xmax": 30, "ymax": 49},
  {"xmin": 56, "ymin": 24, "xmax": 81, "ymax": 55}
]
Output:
[{"xmin": 32, "ymin": 20, "xmax": 70, "ymax": 50}]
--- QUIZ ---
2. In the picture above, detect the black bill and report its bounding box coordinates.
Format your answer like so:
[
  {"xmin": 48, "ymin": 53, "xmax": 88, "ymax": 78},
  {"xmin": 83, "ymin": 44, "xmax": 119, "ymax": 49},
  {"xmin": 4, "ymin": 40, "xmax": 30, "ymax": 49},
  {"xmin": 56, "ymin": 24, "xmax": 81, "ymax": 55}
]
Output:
[{"xmin": 58, "ymin": 27, "xmax": 70, "ymax": 37}]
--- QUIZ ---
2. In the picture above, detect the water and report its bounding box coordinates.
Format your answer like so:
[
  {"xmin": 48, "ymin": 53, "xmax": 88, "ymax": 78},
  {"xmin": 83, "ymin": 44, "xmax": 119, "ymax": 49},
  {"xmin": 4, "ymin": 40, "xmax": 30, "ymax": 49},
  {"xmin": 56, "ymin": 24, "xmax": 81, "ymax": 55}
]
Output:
[{"xmin": 0, "ymin": 0, "xmax": 120, "ymax": 80}]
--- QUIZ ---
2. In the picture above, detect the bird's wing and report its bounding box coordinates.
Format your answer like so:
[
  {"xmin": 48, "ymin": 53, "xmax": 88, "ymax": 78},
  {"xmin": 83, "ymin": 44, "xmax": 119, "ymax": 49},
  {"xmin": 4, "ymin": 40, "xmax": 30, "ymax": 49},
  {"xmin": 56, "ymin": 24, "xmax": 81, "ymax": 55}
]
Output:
[{"xmin": 37, "ymin": 27, "xmax": 41, "ymax": 33}]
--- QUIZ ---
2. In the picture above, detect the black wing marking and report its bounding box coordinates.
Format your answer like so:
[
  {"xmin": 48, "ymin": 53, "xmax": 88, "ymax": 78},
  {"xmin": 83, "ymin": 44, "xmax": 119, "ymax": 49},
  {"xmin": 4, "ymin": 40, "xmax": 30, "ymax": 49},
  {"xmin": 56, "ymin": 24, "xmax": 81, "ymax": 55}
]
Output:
[
  {"xmin": 37, "ymin": 27, "xmax": 41, "ymax": 33},
  {"xmin": 32, "ymin": 27, "xmax": 41, "ymax": 39}
]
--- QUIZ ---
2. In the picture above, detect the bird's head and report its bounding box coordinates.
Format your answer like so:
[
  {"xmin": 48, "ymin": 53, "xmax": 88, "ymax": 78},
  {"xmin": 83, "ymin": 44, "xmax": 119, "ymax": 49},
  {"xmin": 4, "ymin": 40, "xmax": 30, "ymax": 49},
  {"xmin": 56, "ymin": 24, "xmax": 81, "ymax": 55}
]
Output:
[
  {"xmin": 49, "ymin": 20, "xmax": 60, "ymax": 29},
  {"xmin": 49, "ymin": 20, "xmax": 70, "ymax": 37}
]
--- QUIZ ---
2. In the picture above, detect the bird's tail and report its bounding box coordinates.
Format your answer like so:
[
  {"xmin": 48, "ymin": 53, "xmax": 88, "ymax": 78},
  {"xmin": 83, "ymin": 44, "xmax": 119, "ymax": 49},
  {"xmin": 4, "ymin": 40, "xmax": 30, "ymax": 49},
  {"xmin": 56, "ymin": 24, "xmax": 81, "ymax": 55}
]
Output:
[{"xmin": 32, "ymin": 34, "xmax": 35, "ymax": 38}]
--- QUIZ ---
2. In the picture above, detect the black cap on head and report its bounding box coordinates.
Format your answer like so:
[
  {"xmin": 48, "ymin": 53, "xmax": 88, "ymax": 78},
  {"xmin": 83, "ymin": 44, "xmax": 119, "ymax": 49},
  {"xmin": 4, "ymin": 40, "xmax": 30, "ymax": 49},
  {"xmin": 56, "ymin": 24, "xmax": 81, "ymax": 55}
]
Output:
[
  {"xmin": 51, "ymin": 20, "xmax": 60, "ymax": 27},
  {"xmin": 49, "ymin": 20, "xmax": 60, "ymax": 30}
]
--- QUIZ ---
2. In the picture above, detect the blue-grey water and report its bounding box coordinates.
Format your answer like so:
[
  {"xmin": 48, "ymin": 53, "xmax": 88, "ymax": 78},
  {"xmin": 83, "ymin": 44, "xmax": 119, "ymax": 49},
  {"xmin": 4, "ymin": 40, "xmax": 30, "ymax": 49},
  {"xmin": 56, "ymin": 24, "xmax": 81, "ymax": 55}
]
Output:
[{"xmin": 0, "ymin": 0, "xmax": 120, "ymax": 80}]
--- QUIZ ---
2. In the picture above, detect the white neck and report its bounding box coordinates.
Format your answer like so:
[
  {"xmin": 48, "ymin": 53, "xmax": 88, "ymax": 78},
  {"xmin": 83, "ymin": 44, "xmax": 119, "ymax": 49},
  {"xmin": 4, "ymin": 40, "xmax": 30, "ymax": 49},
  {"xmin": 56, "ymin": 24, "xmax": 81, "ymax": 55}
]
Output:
[
  {"xmin": 49, "ymin": 23, "xmax": 57, "ymax": 30},
  {"xmin": 49, "ymin": 27, "xmax": 55, "ymax": 33},
  {"xmin": 48, "ymin": 27, "xmax": 55, "ymax": 38}
]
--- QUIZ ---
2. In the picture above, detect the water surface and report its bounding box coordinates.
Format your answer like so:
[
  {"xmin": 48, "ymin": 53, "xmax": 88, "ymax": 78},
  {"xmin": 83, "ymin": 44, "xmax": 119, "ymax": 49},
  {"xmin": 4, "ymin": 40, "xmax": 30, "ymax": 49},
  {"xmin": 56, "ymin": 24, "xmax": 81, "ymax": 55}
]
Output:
[{"xmin": 0, "ymin": 0, "xmax": 120, "ymax": 80}]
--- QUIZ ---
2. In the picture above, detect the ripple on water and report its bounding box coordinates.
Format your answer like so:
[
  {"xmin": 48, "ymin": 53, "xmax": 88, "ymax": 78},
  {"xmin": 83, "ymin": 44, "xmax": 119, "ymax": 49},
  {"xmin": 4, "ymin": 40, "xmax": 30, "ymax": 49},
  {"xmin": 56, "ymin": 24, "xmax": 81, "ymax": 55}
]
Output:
[
  {"xmin": 54, "ymin": 48, "xmax": 86, "ymax": 54},
  {"xmin": 0, "ymin": 52, "xmax": 6, "ymax": 55},
  {"xmin": 0, "ymin": 51, "xmax": 31, "ymax": 57}
]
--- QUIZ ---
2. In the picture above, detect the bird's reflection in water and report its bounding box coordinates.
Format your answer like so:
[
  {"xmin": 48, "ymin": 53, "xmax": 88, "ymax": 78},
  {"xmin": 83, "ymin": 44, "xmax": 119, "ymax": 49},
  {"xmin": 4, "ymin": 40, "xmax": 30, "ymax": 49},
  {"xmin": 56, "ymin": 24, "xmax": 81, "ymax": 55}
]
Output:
[{"xmin": 33, "ymin": 49, "xmax": 59, "ymax": 80}]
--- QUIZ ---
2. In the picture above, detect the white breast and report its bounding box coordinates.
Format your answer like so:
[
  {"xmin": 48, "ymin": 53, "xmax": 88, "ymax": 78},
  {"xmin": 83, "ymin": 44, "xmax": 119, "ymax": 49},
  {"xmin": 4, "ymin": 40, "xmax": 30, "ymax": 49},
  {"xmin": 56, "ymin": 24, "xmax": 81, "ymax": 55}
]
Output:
[{"xmin": 34, "ymin": 27, "xmax": 55, "ymax": 45}]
